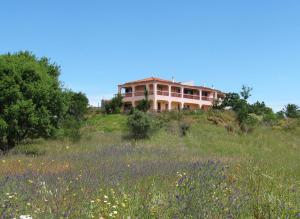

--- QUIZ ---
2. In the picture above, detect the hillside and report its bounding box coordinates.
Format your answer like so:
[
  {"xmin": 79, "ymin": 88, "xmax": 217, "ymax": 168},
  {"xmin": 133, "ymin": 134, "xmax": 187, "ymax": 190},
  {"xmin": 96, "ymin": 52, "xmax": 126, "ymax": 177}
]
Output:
[{"xmin": 1, "ymin": 111, "xmax": 300, "ymax": 218}]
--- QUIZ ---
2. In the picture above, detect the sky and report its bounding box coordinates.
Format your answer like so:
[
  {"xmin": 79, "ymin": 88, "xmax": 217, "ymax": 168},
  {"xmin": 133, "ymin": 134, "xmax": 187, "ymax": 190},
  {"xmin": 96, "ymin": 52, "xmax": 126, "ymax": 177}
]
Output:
[{"xmin": 1, "ymin": 0, "xmax": 299, "ymax": 111}]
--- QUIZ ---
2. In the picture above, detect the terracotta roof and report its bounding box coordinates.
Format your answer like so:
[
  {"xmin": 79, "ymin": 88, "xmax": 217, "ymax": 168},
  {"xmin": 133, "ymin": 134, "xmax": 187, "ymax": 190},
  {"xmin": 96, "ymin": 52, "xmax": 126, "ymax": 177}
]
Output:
[
  {"xmin": 121, "ymin": 77, "xmax": 173, "ymax": 84},
  {"xmin": 120, "ymin": 77, "xmax": 224, "ymax": 93}
]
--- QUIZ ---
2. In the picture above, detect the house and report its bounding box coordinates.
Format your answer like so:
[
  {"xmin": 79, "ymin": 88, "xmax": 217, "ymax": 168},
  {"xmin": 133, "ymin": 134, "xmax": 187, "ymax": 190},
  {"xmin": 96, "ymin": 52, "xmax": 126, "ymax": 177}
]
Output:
[{"xmin": 118, "ymin": 77, "xmax": 225, "ymax": 111}]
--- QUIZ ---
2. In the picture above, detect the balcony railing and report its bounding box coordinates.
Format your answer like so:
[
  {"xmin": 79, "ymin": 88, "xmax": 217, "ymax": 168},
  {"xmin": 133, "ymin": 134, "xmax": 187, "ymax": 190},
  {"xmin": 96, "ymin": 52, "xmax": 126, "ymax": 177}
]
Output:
[
  {"xmin": 134, "ymin": 91, "xmax": 145, "ymax": 96},
  {"xmin": 157, "ymin": 90, "xmax": 169, "ymax": 96},
  {"xmin": 202, "ymin": 96, "xmax": 214, "ymax": 101},
  {"xmin": 171, "ymin": 92, "xmax": 182, "ymax": 97},
  {"xmin": 122, "ymin": 92, "xmax": 133, "ymax": 97},
  {"xmin": 122, "ymin": 92, "xmax": 216, "ymax": 102},
  {"xmin": 183, "ymin": 94, "xmax": 200, "ymax": 100}
]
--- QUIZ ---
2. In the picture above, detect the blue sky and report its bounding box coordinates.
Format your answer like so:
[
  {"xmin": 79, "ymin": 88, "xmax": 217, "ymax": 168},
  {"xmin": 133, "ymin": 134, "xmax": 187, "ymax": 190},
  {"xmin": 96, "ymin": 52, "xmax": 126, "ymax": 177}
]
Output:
[{"xmin": 1, "ymin": 0, "xmax": 299, "ymax": 111}]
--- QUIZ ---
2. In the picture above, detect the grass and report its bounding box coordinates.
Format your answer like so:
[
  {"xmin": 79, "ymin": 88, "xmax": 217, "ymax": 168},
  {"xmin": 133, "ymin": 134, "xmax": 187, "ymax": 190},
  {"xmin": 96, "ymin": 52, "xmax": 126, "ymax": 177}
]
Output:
[{"xmin": 0, "ymin": 112, "xmax": 299, "ymax": 218}]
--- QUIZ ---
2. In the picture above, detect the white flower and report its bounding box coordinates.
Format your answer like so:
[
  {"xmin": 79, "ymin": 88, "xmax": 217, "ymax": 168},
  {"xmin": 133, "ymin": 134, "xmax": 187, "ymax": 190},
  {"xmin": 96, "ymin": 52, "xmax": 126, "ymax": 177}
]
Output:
[{"xmin": 20, "ymin": 215, "xmax": 32, "ymax": 219}]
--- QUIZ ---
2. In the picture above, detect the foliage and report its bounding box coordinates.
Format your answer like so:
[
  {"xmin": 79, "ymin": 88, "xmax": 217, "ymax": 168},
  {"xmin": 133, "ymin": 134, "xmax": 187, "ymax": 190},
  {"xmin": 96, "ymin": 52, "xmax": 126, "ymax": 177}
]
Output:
[
  {"xmin": 0, "ymin": 52, "xmax": 66, "ymax": 149},
  {"xmin": 0, "ymin": 112, "xmax": 300, "ymax": 218},
  {"xmin": 179, "ymin": 120, "xmax": 190, "ymax": 136},
  {"xmin": 249, "ymin": 101, "xmax": 273, "ymax": 115},
  {"xmin": 127, "ymin": 110, "xmax": 151, "ymax": 139},
  {"xmin": 240, "ymin": 85, "xmax": 253, "ymax": 100},
  {"xmin": 218, "ymin": 92, "xmax": 241, "ymax": 110},
  {"xmin": 135, "ymin": 88, "xmax": 151, "ymax": 112},
  {"xmin": 65, "ymin": 91, "xmax": 89, "ymax": 121},
  {"xmin": 61, "ymin": 115, "xmax": 83, "ymax": 142},
  {"xmin": 283, "ymin": 104, "xmax": 300, "ymax": 118},
  {"xmin": 104, "ymin": 94, "xmax": 123, "ymax": 114},
  {"xmin": 0, "ymin": 51, "xmax": 88, "ymax": 150}
]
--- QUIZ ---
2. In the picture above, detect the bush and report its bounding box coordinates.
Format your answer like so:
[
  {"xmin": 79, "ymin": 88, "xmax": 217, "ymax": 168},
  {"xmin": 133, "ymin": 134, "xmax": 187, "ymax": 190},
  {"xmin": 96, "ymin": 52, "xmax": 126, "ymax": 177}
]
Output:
[
  {"xmin": 240, "ymin": 114, "xmax": 259, "ymax": 133},
  {"xmin": 283, "ymin": 104, "xmax": 300, "ymax": 118},
  {"xmin": 61, "ymin": 115, "xmax": 82, "ymax": 142},
  {"xmin": 179, "ymin": 121, "xmax": 190, "ymax": 136},
  {"xmin": 104, "ymin": 94, "xmax": 123, "ymax": 114},
  {"xmin": 127, "ymin": 110, "xmax": 151, "ymax": 139},
  {"xmin": 262, "ymin": 112, "xmax": 278, "ymax": 126},
  {"xmin": 135, "ymin": 89, "xmax": 151, "ymax": 112},
  {"xmin": 13, "ymin": 144, "xmax": 46, "ymax": 156}
]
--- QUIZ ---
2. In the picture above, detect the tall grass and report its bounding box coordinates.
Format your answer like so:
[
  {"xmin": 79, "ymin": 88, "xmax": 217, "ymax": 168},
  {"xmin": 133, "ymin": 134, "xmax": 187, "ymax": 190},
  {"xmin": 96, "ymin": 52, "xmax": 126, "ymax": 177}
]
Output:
[{"xmin": 0, "ymin": 112, "xmax": 299, "ymax": 218}]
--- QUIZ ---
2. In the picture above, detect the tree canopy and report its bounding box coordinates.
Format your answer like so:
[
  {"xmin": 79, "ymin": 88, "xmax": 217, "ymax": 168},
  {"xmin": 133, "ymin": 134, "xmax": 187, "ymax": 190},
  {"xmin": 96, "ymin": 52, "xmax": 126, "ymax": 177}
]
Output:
[{"xmin": 0, "ymin": 51, "xmax": 88, "ymax": 150}]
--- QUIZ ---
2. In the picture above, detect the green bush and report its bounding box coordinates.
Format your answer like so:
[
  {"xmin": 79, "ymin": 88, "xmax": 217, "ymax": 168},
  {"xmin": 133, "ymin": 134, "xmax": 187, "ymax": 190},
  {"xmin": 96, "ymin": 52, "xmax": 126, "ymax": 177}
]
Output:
[
  {"xmin": 13, "ymin": 143, "xmax": 46, "ymax": 156},
  {"xmin": 283, "ymin": 104, "xmax": 300, "ymax": 118},
  {"xmin": 104, "ymin": 94, "xmax": 123, "ymax": 114},
  {"xmin": 179, "ymin": 121, "xmax": 190, "ymax": 136},
  {"xmin": 135, "ymin": 88, "xmax": 151, "ymax": 112},
  {"xmin": 127, "ymin": 110, "xmax": 151, "ymax": 139},
  {"xmin": 61, "ymin": 115, "xmax": 82, "ymax": 142}
]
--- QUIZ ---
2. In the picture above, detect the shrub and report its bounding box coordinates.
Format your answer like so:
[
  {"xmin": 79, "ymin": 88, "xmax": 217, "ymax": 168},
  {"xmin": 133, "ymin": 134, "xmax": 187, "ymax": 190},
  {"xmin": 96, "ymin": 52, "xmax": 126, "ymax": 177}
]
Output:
[
  {"xmin": 262, "ymin": 112, "xmax": 278, "ymax": 126},
  {"xmin": 127, "ymin": 110, "xmax": 151, "ymax": 139},
  {"xmin": 104, "ymin": 94, "xmax": 123, "ymax": 114},
  {"xmin": 240, "ymin": 114, "xmax": 259, "ymax": 133},
  {"xmin": 61, "ymin": 115, "xmax": 82, "ymax": 142},
  {"xmin": 12, "ymin": 144, "xmax": 46, "ymax": 156},
  {"xmin": 283, "ymin": 104, "xmax": 300, "ymax": 118},
  {"xmin": 135, "ymin": 88, "xmax": 150, "ymax": 112},
  {"xmin": 179, "ymin": 121, "xmax": 190, "ymax": 136}
]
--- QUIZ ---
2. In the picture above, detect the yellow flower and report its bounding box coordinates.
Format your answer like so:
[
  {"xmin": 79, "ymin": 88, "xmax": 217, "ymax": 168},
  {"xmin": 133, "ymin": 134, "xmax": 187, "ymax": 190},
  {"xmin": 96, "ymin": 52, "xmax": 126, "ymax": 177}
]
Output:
[{"xmin": 2, "ymin": 160, "xmax": 6, "ymax": 163}]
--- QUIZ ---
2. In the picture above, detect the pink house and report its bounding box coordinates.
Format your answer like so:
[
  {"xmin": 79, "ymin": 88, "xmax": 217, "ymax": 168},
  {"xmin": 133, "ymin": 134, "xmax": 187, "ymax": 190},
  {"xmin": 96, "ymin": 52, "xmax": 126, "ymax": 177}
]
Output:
[{"xmin": 118, "ymin": 77, "xmax": 225, "ymax": 111}]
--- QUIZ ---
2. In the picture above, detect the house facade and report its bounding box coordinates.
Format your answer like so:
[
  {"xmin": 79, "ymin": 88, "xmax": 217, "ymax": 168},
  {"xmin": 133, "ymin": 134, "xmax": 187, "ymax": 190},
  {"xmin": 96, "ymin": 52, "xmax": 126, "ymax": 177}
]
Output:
[{"xmin": 118, "ymin": 77, "xmax": 225, "ymax": 111}]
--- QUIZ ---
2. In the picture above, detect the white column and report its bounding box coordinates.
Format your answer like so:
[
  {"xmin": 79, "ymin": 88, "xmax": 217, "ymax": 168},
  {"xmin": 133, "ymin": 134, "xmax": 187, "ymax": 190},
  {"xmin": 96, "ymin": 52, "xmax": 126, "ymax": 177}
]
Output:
[
  {"xmin": 180, "ymin": 102, "xmax": 184, "ymax": 109},
  {"xmin": 132, "ymin": 86, "xmax": 135, "ymax": 96},
  {"xmin": 199, "ymin": 89, "xmax": 202, "ymax": 100},
  {"xmin": 168, "ymin": 101, "xmax": 172, "ymax": 111},
  {"xmin": 153, "ymin": 83, "xmax": 157, "ymax": 110},
  {"xmin": 118, "ymin": 85, "xmax": 122, "ymax": 94},
  {"xmin": 169, "ymin": 85, "xmax": 171, "ymax": 96}
]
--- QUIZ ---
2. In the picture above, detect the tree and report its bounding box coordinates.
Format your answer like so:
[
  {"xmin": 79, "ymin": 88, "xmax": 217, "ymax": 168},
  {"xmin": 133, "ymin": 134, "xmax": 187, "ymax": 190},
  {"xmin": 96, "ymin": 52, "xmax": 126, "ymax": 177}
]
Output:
[
  {"xmin": 136, "ymin": 88, "xmax": 151, "ymax": 112},
  {"xmin": 0, "ymin": 51, "xmax": 85, "ymax": 150},
  {"xmin": 249, "ymin": 101, "xmax": 273, "ymax": 115},
  {"xmin": 283, "ymin": 104, "xmax": 300, "ymax": 118},
  {"xmin": 218, "ymin": 92, "xmax": 241, "ymax": 110},
  {"xmin": 66, "ymin": 91, "xmax": 89, "ymax": 120},
  {"xmin": 127, "ymin": 110, "xmax": 151, "ymax": 139},
  {"xmin": 104, "ymin": 94, "xmax": 123, "ymax": 114},
  {"xmin": 240, "ymin": 85, "xmax": 253, "ymax": 100}
]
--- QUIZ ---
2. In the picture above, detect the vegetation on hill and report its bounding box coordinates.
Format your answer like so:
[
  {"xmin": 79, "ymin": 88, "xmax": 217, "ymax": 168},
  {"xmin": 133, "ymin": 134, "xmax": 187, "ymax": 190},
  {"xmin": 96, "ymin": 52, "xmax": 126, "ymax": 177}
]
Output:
[
  {"xmin": 0, "ymin": 111, "xmax": 299, "ymax": 218},
  {"xmin": 0, "ymin": 52, "xmax": 88, "ymax": 151},
  {"xmin": 0, "ymin": 52, "xmax": 300, "ymax": 218}
]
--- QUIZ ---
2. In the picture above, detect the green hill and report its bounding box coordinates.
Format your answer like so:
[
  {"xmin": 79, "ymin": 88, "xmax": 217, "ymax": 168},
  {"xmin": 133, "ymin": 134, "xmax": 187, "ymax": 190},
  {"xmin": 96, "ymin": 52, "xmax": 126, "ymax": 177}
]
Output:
[{"xmin": 0, "ymin": 111, "xmax": 299, "ymax": 218}]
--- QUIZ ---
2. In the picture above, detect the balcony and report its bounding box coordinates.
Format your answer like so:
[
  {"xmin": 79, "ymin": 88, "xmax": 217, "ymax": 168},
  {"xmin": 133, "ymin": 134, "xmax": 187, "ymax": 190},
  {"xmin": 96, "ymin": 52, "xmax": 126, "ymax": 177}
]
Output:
[
  {"xmin": 122, "ymin": 92, "xmax": 133, "ymax": 97},
  {"xmin": 202, "ymin": 96, "xmax": 213, "ymax": 101},
  {"xmin": 171, "ymin": 92, "xmax": 182, "ymax": 98},
  {"xmin": 157, "ymin": 90, "xmax": 169, "ymax": 96},
  {"xmin": 134, "ymin": 91, "xmax": 145, "ymax": 96},
  {"xmin": 183, "ymin": 94, "xmax": 200, "ymax": 100}
]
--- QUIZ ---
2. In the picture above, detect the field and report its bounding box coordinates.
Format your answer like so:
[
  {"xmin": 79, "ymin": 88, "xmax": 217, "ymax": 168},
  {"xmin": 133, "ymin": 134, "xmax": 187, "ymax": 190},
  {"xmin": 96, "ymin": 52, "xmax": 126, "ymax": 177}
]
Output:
[{"xmin": 1, "ymin": 111, "xmax": 300, "ymax": 218}]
